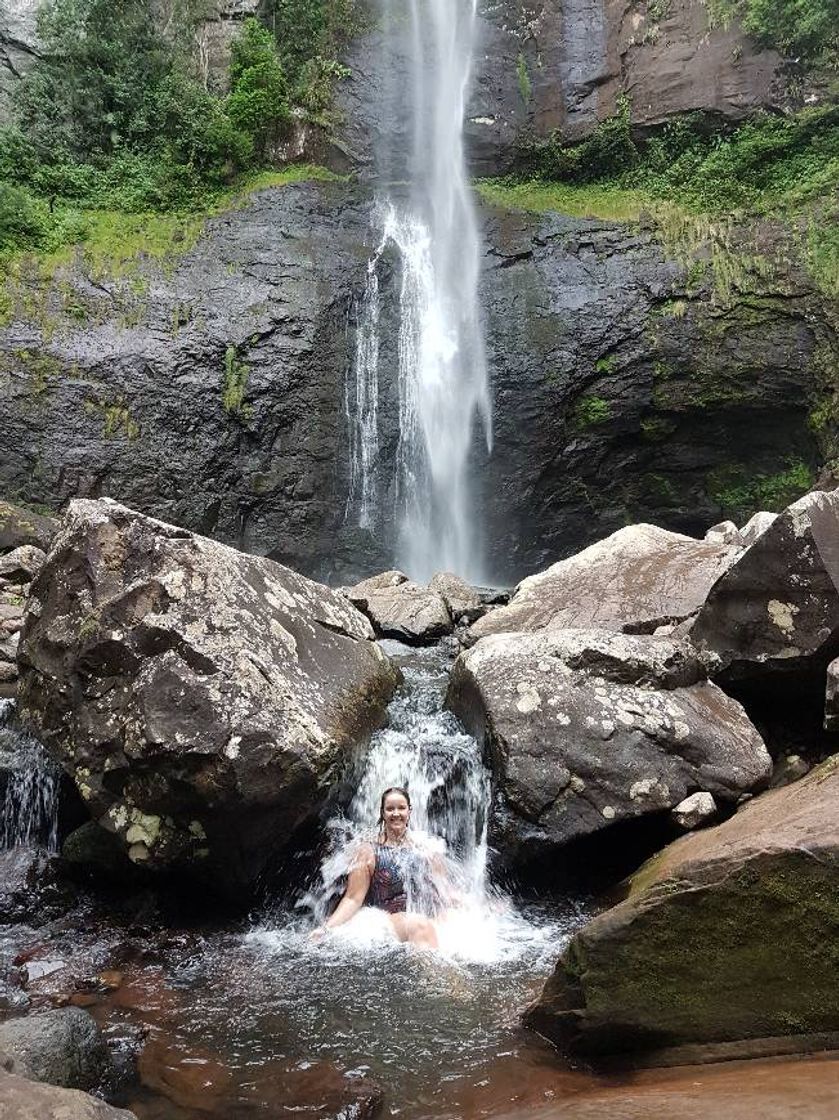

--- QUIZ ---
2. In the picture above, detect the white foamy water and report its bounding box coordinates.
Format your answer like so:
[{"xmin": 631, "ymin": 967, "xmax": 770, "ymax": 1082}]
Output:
[
  {"xmin": 0, "ymin": 700, "xmax": 61, "ymax": 852},
  {"xmin": 252, "ymin": 643, "xmax": 557, "ymax": 966},
  {"xmin": 345, "ymin": 0, "xmax": 492, "ymax": 582}
]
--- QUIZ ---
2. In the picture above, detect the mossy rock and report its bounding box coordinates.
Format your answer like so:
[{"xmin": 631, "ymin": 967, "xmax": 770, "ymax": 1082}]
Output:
[{"xmin": 525, "ymin": 757, "xmax": 839, "ymax": 1055}]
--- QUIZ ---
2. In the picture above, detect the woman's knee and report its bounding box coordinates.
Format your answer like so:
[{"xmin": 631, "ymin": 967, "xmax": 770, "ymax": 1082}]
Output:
[{"xmin": 389, "ymin": 913, "xmax": 438, "ymax": 947}]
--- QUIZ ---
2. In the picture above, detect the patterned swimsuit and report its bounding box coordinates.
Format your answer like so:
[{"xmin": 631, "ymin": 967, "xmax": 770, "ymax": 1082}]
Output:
[{"xmin": 365, "ymin": 843, "xmax": 433, "ymax": 915}]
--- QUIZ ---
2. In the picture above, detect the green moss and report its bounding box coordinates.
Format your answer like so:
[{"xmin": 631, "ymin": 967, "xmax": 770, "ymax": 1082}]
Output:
[
  {"xmin": 595, "ymin": 355, "xmax": 616, "ymax": 374},
  {"xmin": 573, "ymin": 395, "xmax": 612, "ymax": 428},
  {"xmin": 640, "ymin": 415, "xmax": 677, "ymax": 441},
  {"xmin": 806, "ymin": 215, "xmax": 839, "ymax": 299},
  {"xmin": 474, "ymin": 178, "xmax": 645, "ymax": 221},
  {"xmin": 516, "ymin": 53, "xmax": 532, "ymax": 104},
  {"xmin": 565, "ymin": 850, "xmax": 839, "ymax": 1050},
  {"xmin": 83, "ymin": 398, "xmax": 140, "ymax": 440},
  {"xmin": 706, "ymin": 458, "xmax": 814, "ymax": 517},
  {"xmin": 222, "ymin": 344, "xmax": 252, "ymax": 418}
]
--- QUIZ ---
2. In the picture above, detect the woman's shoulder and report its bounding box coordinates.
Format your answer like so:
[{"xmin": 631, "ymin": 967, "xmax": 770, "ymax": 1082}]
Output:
[{"xmin": 352, "ymin": 840, "xmax": 377, "ymax": 867}]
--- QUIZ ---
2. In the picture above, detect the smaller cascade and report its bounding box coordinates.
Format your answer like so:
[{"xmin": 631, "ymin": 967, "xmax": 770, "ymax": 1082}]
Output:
[
  {"xmin": 0, "ymin": 700, "xmax": 61, "ymax": 852},
  {"xmin": 296, "ymin": 643, "xmax": 537, "ymax": 963}
]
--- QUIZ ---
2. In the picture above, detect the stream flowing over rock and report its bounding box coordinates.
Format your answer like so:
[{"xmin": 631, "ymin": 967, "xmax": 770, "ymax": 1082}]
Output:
[
  {"xmin": 525, "ymin": 757, "xmax": 839, "ymax": 1056},
  {"xmin": 468, "ymin": 524, "xmax": 741, "ymax": 641},
  {"xmin": 17, "ymin": 498, "xmax": 399, "ymax": 900},
  {"xmin": 447, "ymin": 629, "xmax": 770, "ymax": 868}
]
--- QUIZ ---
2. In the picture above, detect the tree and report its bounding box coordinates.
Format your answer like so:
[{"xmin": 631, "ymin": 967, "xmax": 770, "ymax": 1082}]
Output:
[{"xmin": 227, "ymin": 19, "xmax": 290, "ymax": 156}]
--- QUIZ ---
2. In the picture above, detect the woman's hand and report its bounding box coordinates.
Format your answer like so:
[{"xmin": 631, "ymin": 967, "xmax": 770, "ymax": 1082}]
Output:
[{"xmin": 309, "ymin": 925, "xmax": 328, "ymax": 942}]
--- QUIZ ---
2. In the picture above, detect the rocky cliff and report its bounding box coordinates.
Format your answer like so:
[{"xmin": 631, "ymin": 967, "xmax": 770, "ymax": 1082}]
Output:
[
  {"xmin": 0, "ymin": 0, "xmax": 834, "ymax": 584},
  {"xmin": 336, "ymin": 0, "xmax": 800, "ymax": 175},
  {"xmin": 0, "ymin": 179, "xmax": 832, "ymax": 584}
]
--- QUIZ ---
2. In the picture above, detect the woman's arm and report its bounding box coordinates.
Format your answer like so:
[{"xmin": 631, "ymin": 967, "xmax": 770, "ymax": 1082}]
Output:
[{"xmin": 314, "ymin": 844, "xmax": 374, "ymax": 936}]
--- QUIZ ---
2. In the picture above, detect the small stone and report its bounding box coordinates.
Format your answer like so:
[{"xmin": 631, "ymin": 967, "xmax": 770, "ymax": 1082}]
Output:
[
  {"xmin": 672, "ymin": 792, "xmax": 717, "ymax": 830},
  {"xmin": 704, "ymin": 520, "xmax": 740, "ymax": 546},
  {"xmin": 770, "ymin": 754, "xmax": 812, "ymax": 789}
]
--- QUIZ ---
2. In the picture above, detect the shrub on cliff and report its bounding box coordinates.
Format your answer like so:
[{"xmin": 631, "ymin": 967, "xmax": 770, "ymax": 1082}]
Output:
[
  {"xmin": 227, "ymin": 19, "xmax": 291, "ymax": 157},
  {"xmin": 705, "ymin": 0, "xmax": 839, "ymax": 62}
]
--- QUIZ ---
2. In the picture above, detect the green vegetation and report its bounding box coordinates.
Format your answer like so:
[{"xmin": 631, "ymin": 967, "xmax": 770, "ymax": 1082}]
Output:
[
  {"xmin": 516, "ymin": 54, "xmax": 532, "ymax": 105},
  {"xmin": 0, "ymin": 0, "xmax": 359, "ymax": 261},
  {"xmin": 704, "ymin": 0, "xmax": 839, "ymax": 62},
  {"xmin": 517, "ymin": 103, "xmax": 839, "ymax": 216},
  {"xmin": 706, "ymin": 459, "xmax": 815, "ymax": 516},
  {"xmin": 573, "ymin": 395, "xmax": 612, "ymax": 428},
  {"xmin": 222, "ymin": 344, "xmax": 251, "ymax": 418},
  {"xmin": 474, "ymin": 179, "xmax": 645, "ymax": 221}
]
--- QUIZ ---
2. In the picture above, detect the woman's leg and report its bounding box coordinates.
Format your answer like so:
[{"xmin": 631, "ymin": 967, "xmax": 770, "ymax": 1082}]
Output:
[{"xmin": 389, "ymin": 913, "xmax": 439, "ymax": 948}]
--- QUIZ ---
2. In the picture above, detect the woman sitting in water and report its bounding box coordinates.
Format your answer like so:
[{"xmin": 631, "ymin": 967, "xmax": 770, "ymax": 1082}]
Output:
[{"xmin": 311, "ymin": 787, "xmax": 442, "ymax": 948}]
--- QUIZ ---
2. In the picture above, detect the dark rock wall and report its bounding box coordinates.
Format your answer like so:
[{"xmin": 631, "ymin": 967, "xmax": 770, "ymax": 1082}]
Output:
[
  {"xmin": 0, "ymin": 181, "xmax": 830, "ymax": 584},
  {"xmin": 334, "ymin": 0, "xmax": 793, "ymax": 177}
]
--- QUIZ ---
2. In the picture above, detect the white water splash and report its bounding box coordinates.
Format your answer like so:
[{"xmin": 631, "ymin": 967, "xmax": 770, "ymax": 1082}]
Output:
[
  {"xmin": 0, "ymin": 701, "xmax": 61, "ymax": 852},
  {"xmin": 281, "ymin": 643, "xmax": 549, "ymax": 965},
  {"xmin": 345, "ymin": 0, "xmax": 492, "ymax": 582}
]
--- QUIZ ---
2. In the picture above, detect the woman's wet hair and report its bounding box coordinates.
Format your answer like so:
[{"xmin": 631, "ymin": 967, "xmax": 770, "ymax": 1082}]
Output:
[{"xmin": 378, "ymin": 786, "xmax": 411, "ymax": 831}]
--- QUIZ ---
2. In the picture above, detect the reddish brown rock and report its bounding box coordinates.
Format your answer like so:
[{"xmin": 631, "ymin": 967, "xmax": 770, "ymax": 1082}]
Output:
[{"xmin": 525, "ymin": 758, "xmax": 839, "ymax": 1055}]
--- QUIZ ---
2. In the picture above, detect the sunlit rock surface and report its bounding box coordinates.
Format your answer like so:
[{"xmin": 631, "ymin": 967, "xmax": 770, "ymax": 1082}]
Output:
[
  {"xmin": 525, "ymin": 757, "xmax": 839, "ymax": 1055},
  {"xmin": 447, "ymin": 629, "xmax": 770, "ymax": 867},
  {"xmin": 469, "ymin": 524, "xmax": 740, "ymax": 642},
  {"xmin": 344, "ymin": 571, "xmax": 453, "ymax": 644},
  {"xmin": 0, "ymin": 1069, "xmax": 137, "ymax": 1119},
  {"xmin": 691, "ymin": 489, "xmax": 839, "ymax": 684},
  {"xmin": 17, "ymin": 498, "xmax": 399, "ymax": 900}
]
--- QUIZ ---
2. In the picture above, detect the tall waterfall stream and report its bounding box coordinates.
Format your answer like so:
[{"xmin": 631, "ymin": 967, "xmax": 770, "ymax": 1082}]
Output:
[{"xmin": 345, "ymin": 0, "xmax": 492, "ymax": 583}]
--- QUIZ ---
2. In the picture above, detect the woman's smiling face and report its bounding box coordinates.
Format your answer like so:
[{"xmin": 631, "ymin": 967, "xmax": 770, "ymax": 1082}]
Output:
[{"xmin": 382, "ymin": 790, "xmax": 411, "ymax": 838}]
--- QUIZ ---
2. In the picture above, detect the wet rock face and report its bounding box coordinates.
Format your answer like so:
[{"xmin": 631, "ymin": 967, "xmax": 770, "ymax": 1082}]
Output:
[
  {"xmin": 478, "ymin": 207, "xmax": 824, "ymax": 582},
  {"xmin": 335, "ymin": 0, "xmax": 789, "ymax": 175},
  {"xmin": 469, "ymin": 524, "xmax": 740, "ymax": 642},
  {"xmin": 0, "ymin": 183, "xmax": 392, "ymax": 584},
  {"xmin": 447, "ymin": 629, "xmax": 770, "ymax": 868},
  {"xmin": 17, "ymin": 498, "xmax": 399, "ymax": 900},
  {"xmin": 525, "ymin": 757, "xmax": 839, "ymax": 1055},
  {"xmin": 0, "ymin": 0, "xmax": 41, "ymax": 123},
  {"xmin": 0, "ymin": 186, "xmax": 828, "ymax": 584}
]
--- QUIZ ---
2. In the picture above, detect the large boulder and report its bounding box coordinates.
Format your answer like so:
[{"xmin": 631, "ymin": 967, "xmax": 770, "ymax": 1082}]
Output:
[
  {"xmin": 468, "ymin": 525, "xmax": 740, "ymax": 643},
  {"xmin": 0, "ymin": 1009, "xmax": 111, "ymax": 1091},
  {"xmin": 447, "ymin": 630, "xmax": 770, "ymax": 867},
  {"xmin": 17, "ymin": 499, "xmax": 399, "ymax": 900},
  {"xmin": 691, "ymin": 490, "xmax": 839, "ymax": 685},
  {"xmin": 525, "ymin": 757, "xmax": 839, "ymax": 1056},
  {"xmin": 0, "ymin": 1068, "xmax": 136, "ymax": 1119},
  {"xmin": 344, "ymin": 572, "xmax": 453, "ymax": 644}
]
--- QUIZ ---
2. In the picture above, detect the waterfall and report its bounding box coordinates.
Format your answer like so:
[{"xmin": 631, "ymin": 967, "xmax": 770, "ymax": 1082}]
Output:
[
  {"xmin": 345, "ymin": 0, "xmax": 492, "ymax": 583},
  {"xmin": 0, "ymin": 699, "xmax": 61, "ymax": 852}
]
